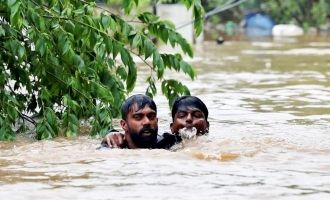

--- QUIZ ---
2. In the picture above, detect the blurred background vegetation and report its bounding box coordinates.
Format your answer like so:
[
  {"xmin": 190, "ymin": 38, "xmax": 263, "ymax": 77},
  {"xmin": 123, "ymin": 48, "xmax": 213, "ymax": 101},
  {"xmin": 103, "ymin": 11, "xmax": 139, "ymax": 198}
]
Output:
[
  {"xmin": 202, "ymin": 0, "xmax": 330, "ymax": 36},
  {"xmin": 98, "ymin": 0, "xmax": 330, "ymax": 39}
]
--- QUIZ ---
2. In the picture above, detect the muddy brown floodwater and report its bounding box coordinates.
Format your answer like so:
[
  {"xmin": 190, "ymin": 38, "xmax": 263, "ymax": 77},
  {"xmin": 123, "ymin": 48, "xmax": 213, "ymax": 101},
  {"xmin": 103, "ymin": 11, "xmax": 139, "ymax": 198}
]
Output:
[{"xmin": 1, "ymin": 37, "xmax": 330, "ymax": 199}]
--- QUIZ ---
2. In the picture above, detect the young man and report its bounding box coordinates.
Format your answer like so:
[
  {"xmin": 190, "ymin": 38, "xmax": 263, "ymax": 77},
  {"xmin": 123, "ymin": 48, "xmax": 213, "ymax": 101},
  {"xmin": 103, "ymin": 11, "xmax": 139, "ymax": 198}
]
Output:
[
  {"xmin": 105, "ymin": 94, "xmax": 159, "ymax": 149},
  {"xmin": 101, "ymin": 95, "xmax": 209, "ymax": 149},
  {"xmin": 170, "ymin": 95, "xmax": 209, "ymax": 136}
]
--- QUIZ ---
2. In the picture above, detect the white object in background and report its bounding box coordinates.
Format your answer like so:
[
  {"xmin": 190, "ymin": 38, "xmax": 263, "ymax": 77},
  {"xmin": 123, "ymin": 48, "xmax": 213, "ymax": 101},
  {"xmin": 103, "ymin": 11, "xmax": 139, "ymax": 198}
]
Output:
[{"xmin": 272, "ymin": 24, "xmax": 304, "ymax": 37}]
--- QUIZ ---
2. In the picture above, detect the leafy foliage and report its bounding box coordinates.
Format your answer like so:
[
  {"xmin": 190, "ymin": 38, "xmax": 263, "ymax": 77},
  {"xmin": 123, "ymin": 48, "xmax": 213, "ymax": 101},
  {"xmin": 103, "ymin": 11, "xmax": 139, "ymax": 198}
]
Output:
[{"xmin": 0, "ymin": 0, "xmax": 204, "ymax": 140}]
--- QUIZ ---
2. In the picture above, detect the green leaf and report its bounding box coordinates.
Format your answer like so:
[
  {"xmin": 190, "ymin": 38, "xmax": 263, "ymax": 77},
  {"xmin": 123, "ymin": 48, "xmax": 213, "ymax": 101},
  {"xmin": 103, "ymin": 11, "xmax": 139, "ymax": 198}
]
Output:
[
  {"xmin": 17, "ymin": 45, "xmax": 25, "ymax": 60},
  {"xmin": 161, "ymin": 79, "xmax": 191, "ymax": 107},
  {"xmin": 138, "ymin": 12, "xmax": 160, "ymax": 23},
  {"xmin": 162, "ymin": 20, "xmax": 176, "ymax": 29},
  {"xmin": 134, "ymin": 0, "xmax": 139, "ymax": 6},
  {"xmin": 178, "ymin": 36, "xmax": 193, "ymax": 57},
  {"xmin": 73, "ymin": 8, "xmax": 85, "ymax": 16},
  {"xmin": 69, "ymin": 113, "xmax": 79, "ymax": 126},
  {"xmin": 181, "ymin": 0, "xmax": 193, "ymax": 8},
  {"xmin": 0, "ymin": 26, "xmax": 5, "ymax": 36},
  {"xmin": 36, "ymin": 38, "xmax": 46, "ymax": 56},
  {"xmin": 120, "ymin": 48, "xmax": 131, "ymax": 66},
  {"xmin": 132, "ymin": 34, "xmax": 141, "ymax": 48},
  {"xmin": 193, "ymin": 3, "xmax": 204, "ymax": 36},
  {"xmin": 73, "ymin": 55, "xmax": 85, "ymax": 69},
  {"xmin": 40, "ymin": 88, "xmax": 51, "ymax": 102},
  {"xmin": 160, "ymin": 28, "xmax": 169, "ymax": 43},
  {"xmin": 63, "ymin": 112, "xmax": 79, "ymax": 138},
  {"xmin": 116, "ymin": 66, "xmax": 127, "ymax": 79},
  {"xmin": 126, "ymin": 62, "xmax": 137, "ymax": 92},
  {"xmin": 36, "ymin": 123, "xmax": 46, "ymax": 140},
  {"xmin": 144, "ymin": 38, "xmax": 154, "ymax": 59},
  {"xmin": 157, "ymin": 60, "xmax": 165, "ymax": 79},
  {"xmin": 95, "ymin": 43, "xmax": 106, "ymax": 59},
  {"xmin": 7, "ymin": 105, "xmax": 18, "ymax": 121},
  {"xmin": 104, "ymin": 37, "xmax": 113, "ymax": 53},
  {"xmin": 122, "ymin": 0, "xmax": 134, "ymax": 14},
  {"xmin": 109, "ymin": 15, "xmax": 117, "ymax": 30},
  {"xmin": 112, "ymin": 41, "xmax": 121, "ymax": 59},
  {"xmin": 120, "ymin": 48, "xmax": 130, "ymax": 65},
  {"xmin": 0, "ymin": 127, "xmax": 15, "ymax": 141},
  {"xmin": 168, "ymin": 31, "xmax": 176, "ymax": 47},
  {"xmin": 101, "ymin": 14, "xmax": 111, "ymax": 29},
  {"xmin": 0, "ymin": 73, "xmax": 5, "ymax": 86},
  {"xmin": 59, "ymin": 37, "xmax": 70, "ymax": 55},
  {"xmin": 121, "ymin": 23, "xmax": 131, "ymax": 36},
  {"xmin": 153, "ymin": 51, "xmax": 165, "ymax": 78},
  {"xmin": 10, "ymin": 1, "xmax": 21, "ymax": 24},
  {"xmin": 179, "ymin": 61, "xmax": 195, "ymax": 79},
  {"xmin": 97, "ymin": 83, "xmax": 114, "ymax": 103},
  {"xmin": 8, "ymin": 0, "xmax": 16, "ymax": 7},
  {"xmin": 146, "ymin": 77, "xmax": 157, "ymax": 97}
]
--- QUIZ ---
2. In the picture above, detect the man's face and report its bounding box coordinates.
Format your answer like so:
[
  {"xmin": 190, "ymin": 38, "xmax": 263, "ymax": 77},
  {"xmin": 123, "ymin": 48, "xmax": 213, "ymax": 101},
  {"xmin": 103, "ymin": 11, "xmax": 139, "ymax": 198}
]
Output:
[
  {"xmin": 170, "ymin": 106, "xmax": 209, "ymax": 136},
  {"xmin": 122, "ymin": 104, "xmax": 158, "ymax": 148}
]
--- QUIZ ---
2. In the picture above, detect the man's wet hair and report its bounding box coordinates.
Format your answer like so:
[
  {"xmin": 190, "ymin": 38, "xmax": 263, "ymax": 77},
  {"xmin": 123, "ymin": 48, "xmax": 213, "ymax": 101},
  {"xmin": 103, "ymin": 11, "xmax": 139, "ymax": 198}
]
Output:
[
  {"xmin": 121, "ymin": 94, "xmax": 157, "ymax": 120},
  {"xmin": 171, "ymin": 96, "xmax": 208, "ymax": 120}
]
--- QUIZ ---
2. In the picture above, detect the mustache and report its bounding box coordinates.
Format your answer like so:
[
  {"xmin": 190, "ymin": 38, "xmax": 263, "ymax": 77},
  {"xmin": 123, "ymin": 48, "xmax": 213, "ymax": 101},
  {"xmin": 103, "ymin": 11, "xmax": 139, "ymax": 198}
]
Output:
[{"xmin": 139, "ymin": 126, "xmax": 157, "ymax": 135}]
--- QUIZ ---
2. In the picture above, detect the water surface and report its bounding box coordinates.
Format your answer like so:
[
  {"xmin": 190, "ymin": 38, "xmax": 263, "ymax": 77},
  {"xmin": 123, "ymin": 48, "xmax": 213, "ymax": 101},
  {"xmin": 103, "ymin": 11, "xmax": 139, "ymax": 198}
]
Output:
[{"xmin": 1, "ymin": 37, "xmax": 330, "ymax": 199}]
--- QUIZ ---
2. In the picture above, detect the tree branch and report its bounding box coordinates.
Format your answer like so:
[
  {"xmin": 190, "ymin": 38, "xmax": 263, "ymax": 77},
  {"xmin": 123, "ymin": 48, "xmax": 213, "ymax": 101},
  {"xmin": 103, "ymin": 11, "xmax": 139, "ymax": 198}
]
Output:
[{"xmin": 19, "ymin": 113, "xmax": 36, "ymax": 125}]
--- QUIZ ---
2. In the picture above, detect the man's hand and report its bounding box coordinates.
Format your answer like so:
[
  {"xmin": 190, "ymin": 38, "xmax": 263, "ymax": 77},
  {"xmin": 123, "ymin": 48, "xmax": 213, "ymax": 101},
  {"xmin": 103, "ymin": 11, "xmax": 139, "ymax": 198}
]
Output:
[{"xmin": 101, "ymin": 132, "xmax": 126, "ymax": 148}]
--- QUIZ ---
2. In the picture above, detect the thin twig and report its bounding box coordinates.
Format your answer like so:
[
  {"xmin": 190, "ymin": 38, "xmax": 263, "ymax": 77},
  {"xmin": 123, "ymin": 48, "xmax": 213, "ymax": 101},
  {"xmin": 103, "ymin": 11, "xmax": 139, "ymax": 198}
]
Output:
[{"xmin": 19, "ymin": 113, "xmax": 36, "ymax": 125}]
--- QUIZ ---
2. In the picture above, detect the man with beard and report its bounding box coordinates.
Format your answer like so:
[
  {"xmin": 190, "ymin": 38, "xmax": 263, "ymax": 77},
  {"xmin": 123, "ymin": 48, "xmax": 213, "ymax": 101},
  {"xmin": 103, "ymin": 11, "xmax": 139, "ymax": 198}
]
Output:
[
  {"xmin": 101, "ymin": 95, "xmax": 209, "ymax": 149},
  {"xmin": 105, "ymin": 94, "xmax": 159, "ymax": 149}
]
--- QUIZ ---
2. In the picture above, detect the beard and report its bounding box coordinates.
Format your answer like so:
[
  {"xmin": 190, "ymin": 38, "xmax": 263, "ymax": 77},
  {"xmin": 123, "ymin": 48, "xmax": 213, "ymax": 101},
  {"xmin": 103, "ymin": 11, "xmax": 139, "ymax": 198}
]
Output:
[{"xmin": 129, "ymin": 126, "xmax": 158, "ymax": 148}]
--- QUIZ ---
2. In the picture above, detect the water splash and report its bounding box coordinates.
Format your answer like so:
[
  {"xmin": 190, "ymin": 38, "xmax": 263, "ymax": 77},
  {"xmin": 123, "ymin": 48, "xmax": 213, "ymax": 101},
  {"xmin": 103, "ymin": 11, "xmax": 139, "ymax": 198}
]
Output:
[{"xmin": 179, "ymin": 127, "xmax": 197, "ymax": 140}]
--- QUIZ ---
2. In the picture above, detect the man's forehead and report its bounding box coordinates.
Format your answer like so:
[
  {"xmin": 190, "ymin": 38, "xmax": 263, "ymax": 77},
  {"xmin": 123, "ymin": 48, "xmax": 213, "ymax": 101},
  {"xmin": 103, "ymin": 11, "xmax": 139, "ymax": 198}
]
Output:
[
  {"xmin": 129, "ymin": 103, "xmax": 156, "ymax": 113},
  {"xmin": 177, "ymin": 106, "xmax": 203, "ymax": 113}
]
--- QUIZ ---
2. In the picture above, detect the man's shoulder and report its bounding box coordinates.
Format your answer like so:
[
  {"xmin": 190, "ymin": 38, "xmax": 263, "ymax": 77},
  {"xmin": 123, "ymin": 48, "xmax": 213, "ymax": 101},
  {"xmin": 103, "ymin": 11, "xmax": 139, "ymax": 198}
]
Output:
[{"xmin": 153, "ymin": 132, "xmax": 182, "ymax": 149}]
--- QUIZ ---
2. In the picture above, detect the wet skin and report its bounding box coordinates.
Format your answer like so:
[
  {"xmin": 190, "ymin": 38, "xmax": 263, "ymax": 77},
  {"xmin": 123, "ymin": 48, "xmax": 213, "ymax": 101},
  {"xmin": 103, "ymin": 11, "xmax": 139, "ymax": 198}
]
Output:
[
  {"xmin": 170, "ymin": 106, "xmax": 209, "ymax": 136},
  {"xmin": 120, "ymin": 104, "xmax": 158, "ymax": 149},
  {"xmin": 102, "ymin": 105, "xmax": 209, "ymax": 148}
]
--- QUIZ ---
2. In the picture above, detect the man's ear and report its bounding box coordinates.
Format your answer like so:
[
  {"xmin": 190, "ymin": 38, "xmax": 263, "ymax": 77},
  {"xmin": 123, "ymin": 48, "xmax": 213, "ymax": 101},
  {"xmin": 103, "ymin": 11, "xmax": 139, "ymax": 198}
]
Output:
[
  {"xmin": 170, "ymin": 122, "xmax": 173, "ymax": 133},
  {"xmin": 120, "ymin": 119, "xmax": 128, "ymax": 132},
  {"xmin": 206, "ymin": 121, "xmax": 210, "ymax": 133}
]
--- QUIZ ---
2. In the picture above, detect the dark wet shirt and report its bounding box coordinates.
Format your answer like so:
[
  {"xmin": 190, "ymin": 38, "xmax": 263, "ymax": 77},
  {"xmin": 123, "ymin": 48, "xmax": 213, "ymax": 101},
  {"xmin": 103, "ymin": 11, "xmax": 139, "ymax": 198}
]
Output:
[
  {"xmin": 152, "ymin": 132, "xmax": 182, "ymax": 149},
  {"xmin": 99, "ymin": 130, "xmax": 182, "ymax": 150}
]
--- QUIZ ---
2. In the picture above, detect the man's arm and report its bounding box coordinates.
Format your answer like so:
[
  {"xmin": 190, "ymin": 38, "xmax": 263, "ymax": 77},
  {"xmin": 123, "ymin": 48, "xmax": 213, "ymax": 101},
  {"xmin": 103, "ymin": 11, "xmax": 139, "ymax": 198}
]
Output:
[{"xmin": 100, "ymin": 130, "xmax": 126, "ymax": 148}]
